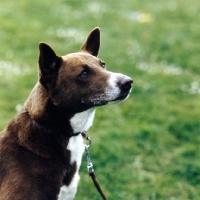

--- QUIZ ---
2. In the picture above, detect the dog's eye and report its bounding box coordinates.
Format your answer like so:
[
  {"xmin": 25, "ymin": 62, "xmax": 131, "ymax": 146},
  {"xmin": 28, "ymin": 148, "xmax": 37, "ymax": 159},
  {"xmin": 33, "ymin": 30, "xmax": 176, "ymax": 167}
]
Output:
[
  {"xmin": 79, "ymin": 70, "xmax": 88, "ymax": 78},
  {"xmin": 100, "ymin": 61, "xmax": 106, "ymax": 68}
]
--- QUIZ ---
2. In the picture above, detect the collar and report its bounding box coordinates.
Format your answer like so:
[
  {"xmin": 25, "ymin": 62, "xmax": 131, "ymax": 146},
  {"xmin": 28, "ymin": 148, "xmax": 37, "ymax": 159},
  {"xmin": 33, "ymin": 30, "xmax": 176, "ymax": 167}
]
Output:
[
  {"xmin": 33, "ymin": 119, "xmax": 85, "ymax": 138},
  {"xmin": 21, "ymin": 110, "xmax": 84, "ymax": 138},
  {"xmin": 70, "ymin": 132, "xmax": 82, "ymax": 137}
]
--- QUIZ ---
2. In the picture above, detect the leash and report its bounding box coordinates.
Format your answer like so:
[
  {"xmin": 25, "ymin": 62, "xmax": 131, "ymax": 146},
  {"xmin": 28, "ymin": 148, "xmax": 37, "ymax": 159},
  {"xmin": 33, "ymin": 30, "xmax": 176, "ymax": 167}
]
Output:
[
  {"xmin": 30, "ymin": 120, "xmax": 106, "ymax": 198},
  {"xmin": 84, "ymin": 134, "xmax": 107, "ymax": 200}
]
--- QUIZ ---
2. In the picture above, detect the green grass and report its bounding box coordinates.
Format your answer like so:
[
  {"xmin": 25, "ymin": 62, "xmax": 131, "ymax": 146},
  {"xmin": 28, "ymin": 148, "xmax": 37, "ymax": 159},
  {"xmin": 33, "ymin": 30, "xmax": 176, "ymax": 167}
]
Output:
[{"xmin": 1, "ymin": 0, "xmax": 200, "ymax": 199}]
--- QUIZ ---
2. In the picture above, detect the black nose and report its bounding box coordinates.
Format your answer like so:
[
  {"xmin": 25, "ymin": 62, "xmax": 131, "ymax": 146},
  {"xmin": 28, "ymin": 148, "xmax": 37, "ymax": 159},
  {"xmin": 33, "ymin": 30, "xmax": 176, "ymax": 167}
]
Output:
[{"xmin": 117, "ymin": 77, "xmax": 133, "ymax": 90}]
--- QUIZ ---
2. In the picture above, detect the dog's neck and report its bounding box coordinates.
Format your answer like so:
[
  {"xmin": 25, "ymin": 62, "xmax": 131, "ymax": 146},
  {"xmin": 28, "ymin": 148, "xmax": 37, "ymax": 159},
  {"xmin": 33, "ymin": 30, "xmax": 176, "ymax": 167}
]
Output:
[
  {"xmin": 24, "ymin": 82, "xmax": 49, "ymax": 119},
  {"xmin": 24, "ymin": 82, "xmax": 96, "ymax": 135}
]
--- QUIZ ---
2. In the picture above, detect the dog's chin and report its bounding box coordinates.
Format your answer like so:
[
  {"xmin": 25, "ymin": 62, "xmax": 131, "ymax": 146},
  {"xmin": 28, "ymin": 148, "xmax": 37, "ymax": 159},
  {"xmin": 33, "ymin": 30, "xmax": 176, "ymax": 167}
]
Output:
[
  {"xmin": 107, "ymin": 93, "xmax": 130, "ymax": 105},
  {"xmin": 91, "ymin": 93, "xmax": 130, "ymax": 106}
]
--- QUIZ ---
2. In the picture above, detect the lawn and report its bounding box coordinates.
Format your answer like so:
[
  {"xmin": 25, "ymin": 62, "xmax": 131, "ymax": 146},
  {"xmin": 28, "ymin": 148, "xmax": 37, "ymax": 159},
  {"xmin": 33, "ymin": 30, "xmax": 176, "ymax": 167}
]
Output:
[{"xmin": 0, "ymin": 0, "xmax": 200, "ymax": 199}]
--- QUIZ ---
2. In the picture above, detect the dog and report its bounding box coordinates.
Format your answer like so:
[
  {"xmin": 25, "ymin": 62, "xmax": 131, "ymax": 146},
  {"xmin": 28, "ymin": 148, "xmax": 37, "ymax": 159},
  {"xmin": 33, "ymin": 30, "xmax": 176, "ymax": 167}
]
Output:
[{"xmin": 0, "ymin": 27, "xmax": 132, "ymax": 200}]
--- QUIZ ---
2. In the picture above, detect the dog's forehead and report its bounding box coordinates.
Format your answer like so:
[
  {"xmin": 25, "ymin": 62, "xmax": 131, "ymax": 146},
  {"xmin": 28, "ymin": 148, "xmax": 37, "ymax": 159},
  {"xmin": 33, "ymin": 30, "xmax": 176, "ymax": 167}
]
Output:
[{"xmin": 62, "ymin": 52, "xmax": 99, "ymax": 65}]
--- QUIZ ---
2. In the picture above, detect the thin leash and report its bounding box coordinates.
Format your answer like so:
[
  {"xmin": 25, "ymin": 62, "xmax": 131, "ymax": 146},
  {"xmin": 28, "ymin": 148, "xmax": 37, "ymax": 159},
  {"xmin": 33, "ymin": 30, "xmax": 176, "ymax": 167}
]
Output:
[
  {"xmin": 83, "ymin": 133, "xmax": 107, "ymax": 200},
  {"xmin": 30, "ymin": 119, "xmax": 107, "ymax": 198}
]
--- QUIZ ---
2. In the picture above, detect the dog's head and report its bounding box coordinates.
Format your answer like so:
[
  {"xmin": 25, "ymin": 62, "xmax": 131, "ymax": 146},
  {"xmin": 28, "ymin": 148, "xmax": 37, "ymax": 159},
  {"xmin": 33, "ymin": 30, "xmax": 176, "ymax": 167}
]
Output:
[{"xmin": 38, "ymin": 28, "xmax": 132, "ymax": 113}]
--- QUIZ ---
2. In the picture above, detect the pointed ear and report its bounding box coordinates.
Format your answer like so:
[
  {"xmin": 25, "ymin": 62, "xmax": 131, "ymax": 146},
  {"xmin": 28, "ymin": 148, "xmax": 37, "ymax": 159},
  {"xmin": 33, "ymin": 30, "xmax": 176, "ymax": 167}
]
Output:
[
  {"xmin": 38, "ymin": 42, "xmax": 62, "ymax": 84},
  {"xmin": 80, "ymin": 27, "xmax": 100, "ymax": 57}
]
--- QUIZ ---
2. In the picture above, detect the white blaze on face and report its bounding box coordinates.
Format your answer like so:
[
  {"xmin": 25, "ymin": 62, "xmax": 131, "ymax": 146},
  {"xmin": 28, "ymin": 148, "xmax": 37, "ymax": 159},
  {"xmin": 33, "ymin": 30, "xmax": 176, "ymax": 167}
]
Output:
[{"xmin": 105, "ymin": 72, "xmax": 121, "ymax": 100}]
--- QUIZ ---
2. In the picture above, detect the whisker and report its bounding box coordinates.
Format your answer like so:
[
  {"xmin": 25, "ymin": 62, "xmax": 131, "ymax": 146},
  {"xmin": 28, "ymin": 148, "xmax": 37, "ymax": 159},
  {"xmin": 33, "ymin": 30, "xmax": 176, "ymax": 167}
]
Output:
[{"xmin": 102, "ymin": 106, "xmax": 109, "ymax": 115}]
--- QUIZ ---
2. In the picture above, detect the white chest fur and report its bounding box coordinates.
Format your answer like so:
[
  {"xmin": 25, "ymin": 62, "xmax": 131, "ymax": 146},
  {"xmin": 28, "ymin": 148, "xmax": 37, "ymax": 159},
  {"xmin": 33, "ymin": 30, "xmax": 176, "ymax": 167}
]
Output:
[
  {"xmin": 58, "ymin": 108, "xmax": 96, "ymax": 200},
  {"xmin": 70, "ymin": 107, "xmax": 96, "ymax": 133}
]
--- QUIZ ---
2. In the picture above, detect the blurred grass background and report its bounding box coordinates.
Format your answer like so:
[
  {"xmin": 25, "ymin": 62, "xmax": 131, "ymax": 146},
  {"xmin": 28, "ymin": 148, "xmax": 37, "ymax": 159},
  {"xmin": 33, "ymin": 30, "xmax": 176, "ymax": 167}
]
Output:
[{"xmin": 0, "ymin": 0, "xmax": 200, "ymax": 199}]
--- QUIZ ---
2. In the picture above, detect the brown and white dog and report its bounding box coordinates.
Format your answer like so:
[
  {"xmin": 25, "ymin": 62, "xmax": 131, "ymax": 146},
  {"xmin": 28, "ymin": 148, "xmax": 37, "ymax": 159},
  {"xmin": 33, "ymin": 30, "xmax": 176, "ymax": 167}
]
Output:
[{"xmin": 0, "ymin": 28, "xmax": 132, "ymax": 200}]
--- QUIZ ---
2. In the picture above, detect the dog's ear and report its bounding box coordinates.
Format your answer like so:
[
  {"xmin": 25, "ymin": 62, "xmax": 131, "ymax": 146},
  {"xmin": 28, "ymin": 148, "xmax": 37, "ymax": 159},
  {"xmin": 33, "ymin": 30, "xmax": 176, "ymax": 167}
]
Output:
[
  {"xmin": 38, "ymin": 42, "xmax": 62, "ymax": 85},
  {"xmin": 80, "ymin": 27, "xmax": 100, "ymax": 57}
]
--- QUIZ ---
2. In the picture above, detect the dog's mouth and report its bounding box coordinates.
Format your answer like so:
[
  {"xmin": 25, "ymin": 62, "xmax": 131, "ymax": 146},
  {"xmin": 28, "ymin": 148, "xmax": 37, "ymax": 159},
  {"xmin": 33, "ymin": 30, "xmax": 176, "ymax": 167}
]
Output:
[
  {"xmin": 109, "ymin": 90, "xmax": 131, "ymax": 104},
  {"xmin": 115, "ymin": 93, "xmax": 130, "ymax": 101},
  {"xmin": 98, "ymin": 88, "xmax": 132, "ymax": 105},
  {"xmin": 90, "ymin": 93, "xmax": 130, "ymax": 106}
]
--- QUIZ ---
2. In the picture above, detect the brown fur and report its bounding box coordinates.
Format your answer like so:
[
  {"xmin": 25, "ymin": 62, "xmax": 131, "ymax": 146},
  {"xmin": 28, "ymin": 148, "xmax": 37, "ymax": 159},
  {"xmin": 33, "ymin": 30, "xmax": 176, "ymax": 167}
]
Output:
[
  {"xmin": 0, "ymin": 28, "xmax": 104, "ymax": 200},
  {"xmin": 0, "ymin": 28, "xmax": 132, "ymax": 200}
]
